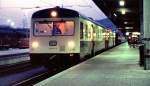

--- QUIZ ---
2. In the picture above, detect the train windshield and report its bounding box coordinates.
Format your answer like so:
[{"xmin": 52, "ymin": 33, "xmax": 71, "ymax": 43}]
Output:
[{"xmin": 34, "ymin": 21, "xmax": 74, "ymax": 36}]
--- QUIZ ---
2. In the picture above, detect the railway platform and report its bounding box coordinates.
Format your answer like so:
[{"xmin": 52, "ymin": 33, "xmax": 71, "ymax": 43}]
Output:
[
  {"xmin": 35, "ymin": 43, "xmax": 150, "ymax": 86},
  {"xmin": 0, "ymin": 49, "xmax": 29, "ymax": 56},
  {"xmin": 0, "ymin": 49, "xmax": 29, "ymax": 65}
]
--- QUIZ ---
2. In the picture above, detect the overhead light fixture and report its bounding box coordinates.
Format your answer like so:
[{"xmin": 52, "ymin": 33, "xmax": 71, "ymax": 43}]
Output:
[
  {"xmin": 121, "ymin": 9, "xmax": 126, "ymax": 15},
  {"xmin": 119, "ymin": 0, "xmax": 125, "ymax": 6},
  {"xmin": 117, "ymin": 8, "xmax": 129, "ymax": 15}
]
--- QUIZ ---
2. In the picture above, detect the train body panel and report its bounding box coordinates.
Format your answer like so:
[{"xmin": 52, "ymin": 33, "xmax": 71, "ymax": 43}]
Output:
[
  {"xmin": 30, "ymin": 18, "xmax": 80, "ymax": 54},
  {"xmin": 79, "ymin": 17, "xmax": 115, "ymax": 58}
]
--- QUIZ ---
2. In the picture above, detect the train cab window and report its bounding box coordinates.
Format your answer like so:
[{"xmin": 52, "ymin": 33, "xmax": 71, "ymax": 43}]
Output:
[
  {"xmin": 34, "ymin": 22, "xmax": 53, "ymax": 36},
  {"xmin": 61, "ymin": 21, "xmax": 74, "ymax": 35},
  {"xmin": 34, "ymin": 21, "xmax": 75, "ymax": 36}
]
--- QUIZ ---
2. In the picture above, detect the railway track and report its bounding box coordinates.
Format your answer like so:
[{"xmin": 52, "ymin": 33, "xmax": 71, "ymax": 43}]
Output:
[
  {"xmin": 12, "ymin": 65, "xmax": 63, "ymax": 86},
  {"xmin": 0, "ymin": 44, "xmax": 122, "ymax": 86},
  {"xmin": 0, "ymin": 61, "xmax": 32, "ymax": 76},
  {"xmin": 13, "ymin": 71, "xmax": 50, "ymax": 86}
]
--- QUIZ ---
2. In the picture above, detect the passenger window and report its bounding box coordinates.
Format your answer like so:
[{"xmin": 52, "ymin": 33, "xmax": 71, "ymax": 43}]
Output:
[
  {"xmin": 88, "ymin": 25, "xmax": 92, "ymax": 40},
  {"xmin": 84, "ymin": 25, "xmax": 88, "ymax": 40},
  {"xmin": 80, "ymin": 22, "xmax": 83, "ymax": 39}
]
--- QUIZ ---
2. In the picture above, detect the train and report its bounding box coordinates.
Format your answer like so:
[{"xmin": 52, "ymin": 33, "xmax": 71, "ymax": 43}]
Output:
[
  {"xmin": 15, "ymin": 29, "xmax": 29, "ymax": 48},
  {"xmin": 0, "ymin": 26, "xmax": 29, "ymax": 49},
  {"xmin": 30, "ymin": 7, "xmax": 124, "ymax": 67}
]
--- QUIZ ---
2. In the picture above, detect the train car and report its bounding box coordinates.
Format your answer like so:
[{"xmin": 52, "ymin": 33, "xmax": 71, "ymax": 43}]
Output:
[
  {"xmin": 0, "ymin": 26, "xmax": 29, "ymax": 49},
  {"xmin": 30, "ymin": 7, "xmax": 116, "ymax": 67},
  {"xmin": 0, "ymin": 26, "xmax": 15, "ymax": 49},
  {"xmin": 15, "ymin": 29, "xmax": 29, "ymax": 48}
]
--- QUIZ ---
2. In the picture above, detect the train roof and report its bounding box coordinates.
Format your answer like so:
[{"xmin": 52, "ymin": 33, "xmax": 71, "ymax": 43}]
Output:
[
  {"xmin": 32, "ymin": 7, "xmax": 106, "ymax": 29},
  {"xmin": 14, "ymin": 29, "xmax": 29, "ymax": 35},
  {"xmin": 15, "ymin": 29, "xmax": 29, "ymax": 32},
  {"xmin": 0, "ymin": 26, "xmax": 14, "ymax": 33},
  {"xmin": 32, "ymin": 7, "xmax": 79, "ymax": 18},
  {"xmin": 0, "ymin": 26, "xmax": 29, "ymax": 35},
  {"xmin": 79, "ymin": 15, "xmax": 106, "ymax": 29}
]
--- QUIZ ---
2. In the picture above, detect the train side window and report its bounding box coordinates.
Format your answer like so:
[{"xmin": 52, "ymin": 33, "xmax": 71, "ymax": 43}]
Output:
[
  {"xmin": 92, "ymin": 25, "xmax": 97, "ymax": 40},
  {"xmin": 84, "ymin": 25, "xmax": 88, "ymax": 40},
  {"xmin": 97, "ymin": 27, "xmax": 101, "ymax": 39},
  {"xmin": 88, "ymin": 25, "xmax": 92, "ymax": 40},
  {"xmin": 80, "ymin": 22, "xmax": 83, "ymax": 39}
]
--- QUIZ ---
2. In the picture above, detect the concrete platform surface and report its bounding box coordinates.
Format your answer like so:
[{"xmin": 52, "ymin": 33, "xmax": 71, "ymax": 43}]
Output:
[
  {"xmin": 34, "ymin": 43, "xmax": 150, "ymax": 86},
  {"xmin": 0, "ymin": 49, "xmax": 29, "ymax": 65},
  {"xmin": 0, "ymin": 49, "xmax": 29, "ymax": 56}
]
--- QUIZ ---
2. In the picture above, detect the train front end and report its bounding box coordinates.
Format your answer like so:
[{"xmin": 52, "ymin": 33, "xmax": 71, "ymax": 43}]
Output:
[{"xmin": 30, "ymin": 7, "xmax": 80, "ymax": 67}]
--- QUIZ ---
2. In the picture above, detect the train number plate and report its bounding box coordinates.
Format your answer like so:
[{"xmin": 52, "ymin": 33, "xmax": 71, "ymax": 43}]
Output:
[{"xmin": 49, "ymin": 40, "xmax": 57, "ymax": 46}]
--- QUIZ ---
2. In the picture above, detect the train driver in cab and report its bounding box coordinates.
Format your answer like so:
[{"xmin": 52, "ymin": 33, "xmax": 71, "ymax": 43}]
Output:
[{"xmin": 52, "ymin": 23, "xmax": 62, "ymax": 35}]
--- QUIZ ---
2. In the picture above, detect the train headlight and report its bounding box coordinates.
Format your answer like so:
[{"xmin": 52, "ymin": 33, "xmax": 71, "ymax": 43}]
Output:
[
  {"xmin": 67, "ymin": 41, "xmax": 75, "ymax": 49},
  {"xmin": 32, "ymin": 41, "xmax": 39, "ymax": 49},
  {"xmin": 51, "ymin": 11, "xmax": 57, "ymax": 17}
]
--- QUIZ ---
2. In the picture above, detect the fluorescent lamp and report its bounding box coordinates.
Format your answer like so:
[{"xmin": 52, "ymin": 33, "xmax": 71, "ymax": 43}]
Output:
[
  {"xmin": 121, "ymin": 9, "xmax": 126, "ymax": 15},
  {"xmin": 119, "ymin": 0, "xmax": 125, "ymax": 6}
]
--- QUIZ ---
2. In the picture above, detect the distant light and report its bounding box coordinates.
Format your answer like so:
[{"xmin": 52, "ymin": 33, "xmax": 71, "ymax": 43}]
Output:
[
  {"xmin": 51, "ymin": 11, "xmax": 57, "ymax": 17},
  {"xmin": 119, "ymin": 0, "xmax": 125, "ymax": 6},
  {"xmin": 114, "ymin": 13, "xmax": 117, "ymax": 17},
  {"xmin": 118, "ymin": 28, "xmax": 123, "ymax": 29},
  {"xmin": 10, "ymin": 22, "xmax": 15, "ymax": 27},
  {"xmin": 126, "ymin": 32, "xmax": 130, "ymax": 36},
  {"xmin": 124, "ymin": 21, "xmax": 128, "ymax": 24},
  {"xmin": 7, "ymin": 19, "xmax": 11, "ymax": 23},
  {"xmin": 125, "ymin": 27, "xmax": 133, "ymax": 29},
  {"xmin": 132, "ymin": 32, "xmax": 141, "ymax": 35},
  {"xmin": 121, "ymin": 9, "xmax": 126, "ymax": 15}
]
